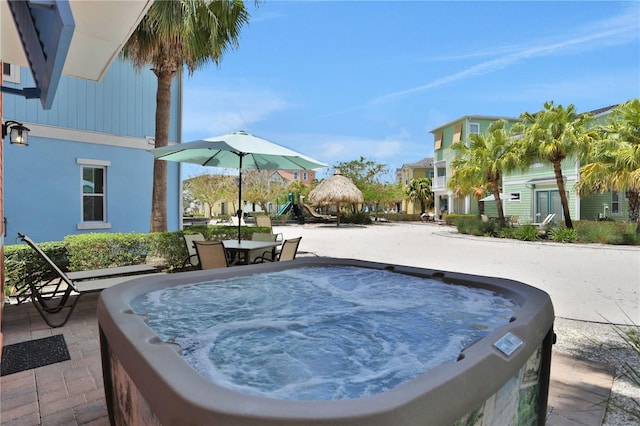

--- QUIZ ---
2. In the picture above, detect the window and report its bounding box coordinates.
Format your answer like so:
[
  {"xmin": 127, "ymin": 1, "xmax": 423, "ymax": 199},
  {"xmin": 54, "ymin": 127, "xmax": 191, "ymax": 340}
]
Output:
[
  {"xmin": 2, "ymin": 62, "xmax": 20, "ymax": 84},
  {"xmin": 469, "ymin": 123, "xmax": 480, "ymax": 134},
  {"xmin": 509, "ymin": 192, "xmax": 521, "ymax": 202},
  {"xmin": 82, "ymin": 166, "xmax": 106, "ymax": 221},
  {"xmin": 405, "ymin": 172, "xmax": 409, "ymax": 185},
  {"xmin": 77, "ymin": 159, "xmax": 110, "ymax": 229},
  {"xmin": 435, "ymin": 131, "xmax": 443, "ymax": 150},
  {"xmin": 612, "ymin": 191, "xmax": 620, "ymax": 214},
  {"xmin": 453, "ymin": 123, "xmax": 462, "ymax": 142},
  {"xmin": 303, "ymin": 172, "xmax": 308, "ymax": 181},
  {"xmin": 293, "ymin": 171, "xmax": 299, "ymax": 180}
]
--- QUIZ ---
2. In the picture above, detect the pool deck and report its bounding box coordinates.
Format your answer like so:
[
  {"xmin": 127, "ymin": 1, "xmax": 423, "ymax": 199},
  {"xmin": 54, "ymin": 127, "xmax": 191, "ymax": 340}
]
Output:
[{"xmin": 1, "ymin": 292, "xmax": 614, "ymax": 426}]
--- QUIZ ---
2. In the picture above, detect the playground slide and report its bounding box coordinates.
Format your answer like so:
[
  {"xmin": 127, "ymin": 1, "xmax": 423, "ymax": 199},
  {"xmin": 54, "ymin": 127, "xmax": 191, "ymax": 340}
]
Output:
[{"xmin": 277, "ymin": 201, "xmax": 293, "ymax": 216}]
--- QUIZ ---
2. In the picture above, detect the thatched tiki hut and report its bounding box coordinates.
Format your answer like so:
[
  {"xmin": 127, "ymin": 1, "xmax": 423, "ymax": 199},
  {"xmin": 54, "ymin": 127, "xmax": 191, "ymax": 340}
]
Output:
[{"xmin": 308, "ymin": 170, "xmax": 364, "ymax": 226}]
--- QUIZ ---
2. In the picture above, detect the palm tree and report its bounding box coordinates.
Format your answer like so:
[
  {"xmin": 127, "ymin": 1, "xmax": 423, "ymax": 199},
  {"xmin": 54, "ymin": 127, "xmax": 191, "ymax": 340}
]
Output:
[
  {"xmin": 122, "ymin": 0, "xmax": 251, "ymax": 232},
  {"xmin": 449, "ymin": 120, "xmax": 519, "ymax": 228},
  {"xmin": 405, "ymin": 177, "xmax": 433, "ymax": 214},
  {"xmin": 579, "ymin": 98, "xmax": 640, "ymax": 234},
  {"xmin": 515, "ymin": 101, "xmax": 594, "ymax": 229}
]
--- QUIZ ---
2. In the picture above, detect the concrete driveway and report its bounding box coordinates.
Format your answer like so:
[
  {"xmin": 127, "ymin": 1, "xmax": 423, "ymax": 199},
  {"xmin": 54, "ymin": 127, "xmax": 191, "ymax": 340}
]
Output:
[{"xmin": 274, "ymin": 222, "xmax": 640, "ymax": 325}]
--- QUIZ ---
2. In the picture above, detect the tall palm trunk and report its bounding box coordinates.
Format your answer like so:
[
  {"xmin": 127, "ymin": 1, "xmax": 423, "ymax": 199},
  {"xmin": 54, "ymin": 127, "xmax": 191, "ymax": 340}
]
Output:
[
  {"xmin": 628, "ymin": 189, "xmax": 640, "ymax": 235},
  {"xmin": 150, "ymin": 71, "xmax": 173, "ymax": 232},
  {"xmin": 490, "ymin": 179, "xmax": 506, "ymax": 228},
  {"xmin": 552, "ymin": 161, "xmax": 573, "ymax": 229}
]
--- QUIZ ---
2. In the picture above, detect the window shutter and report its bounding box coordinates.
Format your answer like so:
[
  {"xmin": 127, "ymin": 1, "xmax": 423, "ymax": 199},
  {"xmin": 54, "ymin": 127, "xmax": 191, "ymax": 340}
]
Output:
[
  {"xmin": 453, "ymin": 123, "xmax": 462, "ymax": 142},
  {"xmin": 435, "ymin": 131, "xmax": 443, "ymax": 150}
]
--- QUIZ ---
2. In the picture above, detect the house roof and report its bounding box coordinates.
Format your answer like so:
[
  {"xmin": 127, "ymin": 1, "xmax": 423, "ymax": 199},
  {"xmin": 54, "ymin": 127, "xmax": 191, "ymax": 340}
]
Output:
[
  {"xmin": 1, "ymin": 0, "xmax": 152, "ymax": 82},
  {"xmin": 585, "ymin": 104, "xmax": 618, "ymax": 117},
  {"xmin": 401, "ymin": 157, "xmax": 433, "ymax": 169},
  {"xmin": 429, "ymin": 115, "xmax": 518, "ymax": 134}
]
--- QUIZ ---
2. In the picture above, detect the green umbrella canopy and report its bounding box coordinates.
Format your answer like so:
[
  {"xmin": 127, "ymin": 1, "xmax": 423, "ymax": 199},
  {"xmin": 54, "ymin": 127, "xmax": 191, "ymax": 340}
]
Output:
[
  {"xmin": 149, "ymin": 131, "xmax": 328, "ymax": 170},
  {"xmin": 149, "ymin": 131, "xmax": 328, "ymax": 241}
]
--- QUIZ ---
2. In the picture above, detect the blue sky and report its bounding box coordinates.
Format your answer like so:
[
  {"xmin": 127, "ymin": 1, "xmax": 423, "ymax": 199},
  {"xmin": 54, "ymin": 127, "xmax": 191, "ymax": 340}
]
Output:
[{"xmin": 181, "ymin": 1, "xmax": 640, "ymax": 181}]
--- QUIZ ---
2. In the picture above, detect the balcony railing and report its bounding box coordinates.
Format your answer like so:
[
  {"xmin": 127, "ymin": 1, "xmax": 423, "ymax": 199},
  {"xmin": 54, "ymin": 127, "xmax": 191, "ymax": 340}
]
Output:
[{"xmin": 432, "ymin": 176, "xmax": 447, "ymax": 190}]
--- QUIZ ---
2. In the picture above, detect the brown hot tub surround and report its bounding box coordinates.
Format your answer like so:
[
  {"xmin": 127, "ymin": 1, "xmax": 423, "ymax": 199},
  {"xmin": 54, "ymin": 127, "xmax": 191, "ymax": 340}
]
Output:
[{"xmin": 98, "ymin": 257, "xmax": 554, "ymax": 425}]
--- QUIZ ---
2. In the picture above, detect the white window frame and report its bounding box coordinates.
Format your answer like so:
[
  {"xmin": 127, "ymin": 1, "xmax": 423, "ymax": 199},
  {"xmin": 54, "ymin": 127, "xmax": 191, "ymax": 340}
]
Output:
[
  {"xmin": 293, "ymin": 170, "xmax": 299, "ymax": 180},
  {"xmin": 303, "ymin": 172, "xmax": 308, "ymax": 181},
  {"xmin": 77, "ymin": 158, "xmax": 111, "ymax": 230},
  {"xmin": 469, "ymin": 122, "xmax": 480, "ymax": 135},
  {"xmin": 508, "ymin": 192, "xmax": 521, "ymax": 202},
  {"xmin": 611, "ymin": 191, "xmax": 620, "ymax": 215},
  {"xmin": 2, "ymin": 63, "xmax": 20, "ymax": 84}
]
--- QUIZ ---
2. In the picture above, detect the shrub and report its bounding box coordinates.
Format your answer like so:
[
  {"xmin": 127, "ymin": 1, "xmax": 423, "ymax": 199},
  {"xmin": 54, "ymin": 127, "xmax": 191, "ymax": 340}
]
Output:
[
  {"xmin": 550, "ymin": 227, "xmax": 577, "ymax": 243},
  {"xmin": 447, "ymin": 213, "xmax": 472, "ymax": 226},
  {"xmin": 513, "ymin": 225, "xmax": 539, "ymax": 241},
  {"xmin": 498, "ymin": 227, "xmax": 516, "ymax": 239},
  {"xmin": 64, "ymin": 233, "xmax": 149, "ymax": 270},
  {"xmin": 341, "ymin": 212, "xmax": 373, "ymax": 225},
  {"xmin": 575, "ymin": 221, "xmax": 640, "ymax": 245}
]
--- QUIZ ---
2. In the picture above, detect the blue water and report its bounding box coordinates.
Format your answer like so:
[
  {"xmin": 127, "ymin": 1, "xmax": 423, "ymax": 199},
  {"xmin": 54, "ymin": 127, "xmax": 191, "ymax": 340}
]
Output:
[{"xmin": 131, "ymin": 266, "xmax": 517, "ymax": 401}]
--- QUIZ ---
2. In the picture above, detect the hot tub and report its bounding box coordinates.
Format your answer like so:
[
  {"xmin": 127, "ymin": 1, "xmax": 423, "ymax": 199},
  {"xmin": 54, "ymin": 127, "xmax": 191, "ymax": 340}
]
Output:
[{"xmin": 98, "ymin": 257, "xmax": 554, "ymax": 426}]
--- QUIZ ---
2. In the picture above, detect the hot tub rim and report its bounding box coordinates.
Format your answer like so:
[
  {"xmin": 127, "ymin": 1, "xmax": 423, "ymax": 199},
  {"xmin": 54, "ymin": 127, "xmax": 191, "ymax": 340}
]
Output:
[{"xmin": 98, "ymin": 257, "xmax": 554, "ymax": 425}]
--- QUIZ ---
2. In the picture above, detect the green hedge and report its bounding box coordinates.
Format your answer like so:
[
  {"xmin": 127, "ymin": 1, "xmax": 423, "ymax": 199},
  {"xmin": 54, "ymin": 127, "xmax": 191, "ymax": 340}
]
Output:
[{"xmin": 4, "ymin": 225, "xmax": 271, "ymax": 298}]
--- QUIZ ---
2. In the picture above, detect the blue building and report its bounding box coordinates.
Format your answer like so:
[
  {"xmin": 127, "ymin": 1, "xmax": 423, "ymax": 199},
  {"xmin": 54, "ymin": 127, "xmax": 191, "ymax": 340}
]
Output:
[{"xmin": 2, "ymin": 59, "xmax": 182, "ymax": 242}]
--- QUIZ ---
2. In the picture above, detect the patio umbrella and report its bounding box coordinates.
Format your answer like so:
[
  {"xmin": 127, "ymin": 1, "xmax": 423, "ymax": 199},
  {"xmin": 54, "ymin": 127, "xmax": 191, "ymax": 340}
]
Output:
[
  {"xmin": 149, "ymin": 131, "xmax": 328, "ymax": 242},
  {"xmin": 308, "ymin": 170, "xmax": 364, "ymax": 226}
]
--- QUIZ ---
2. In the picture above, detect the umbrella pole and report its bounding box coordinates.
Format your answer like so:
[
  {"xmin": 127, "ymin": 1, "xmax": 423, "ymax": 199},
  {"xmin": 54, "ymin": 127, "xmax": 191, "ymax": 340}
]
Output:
[{"xmin": 237, "ymin": 154, "xmax": 244, "ymax": 243}]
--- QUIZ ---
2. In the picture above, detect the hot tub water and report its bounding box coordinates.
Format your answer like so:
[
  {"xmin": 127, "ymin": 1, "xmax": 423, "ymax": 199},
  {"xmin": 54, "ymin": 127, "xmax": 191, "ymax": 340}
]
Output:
[{"xmin": 131, "ymin": 266, "xmax": 518, "ymax": 401}]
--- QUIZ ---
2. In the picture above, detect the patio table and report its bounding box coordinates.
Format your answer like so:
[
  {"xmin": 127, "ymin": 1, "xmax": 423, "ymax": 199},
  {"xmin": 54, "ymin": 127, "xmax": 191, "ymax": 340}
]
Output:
[{"xmin": 222, "ymin": 240, "xmax": 280, "ymax": 265}]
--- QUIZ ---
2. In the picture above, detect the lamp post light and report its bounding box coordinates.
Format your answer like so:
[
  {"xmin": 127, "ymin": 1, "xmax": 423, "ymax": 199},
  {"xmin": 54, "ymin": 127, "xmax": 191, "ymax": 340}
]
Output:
[{"xmin": 1, "ymin": 120, "xmax": 30, "ymax": 146}]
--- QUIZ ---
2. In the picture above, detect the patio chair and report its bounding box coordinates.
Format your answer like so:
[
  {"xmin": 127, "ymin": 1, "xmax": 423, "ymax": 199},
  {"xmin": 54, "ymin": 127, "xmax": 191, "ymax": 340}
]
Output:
[
  {"xmin": 181, "ymin": 233, "xmax": 205, "ymax": 270},
  {"xmin": 301, "ymin": 203, "xmax": 337, "ymax": 223},
  {"xmin": 255, "ymin": 216, "xmax": 284, "ymax": 242},
  {"xmin": 249, "ymin": 232, "xmax": 278, "ymax": 263},
  {"xmin": 253, "ymin": 237, "xmax": 302, "ymax": 263},
  {"xmin": 536, "ymin": 213, "xmax": 556, "ymax": 228},
  {"xmin": 16, "ymin": 233, "xmax": 161, "ymax": 328},
  {"xmin": 229, "ymin": 216, "xmax": 247, "ymax": 226},
  {"xmin": 193, "ymin": 241, "xmax": 229, "ymax": 269}
]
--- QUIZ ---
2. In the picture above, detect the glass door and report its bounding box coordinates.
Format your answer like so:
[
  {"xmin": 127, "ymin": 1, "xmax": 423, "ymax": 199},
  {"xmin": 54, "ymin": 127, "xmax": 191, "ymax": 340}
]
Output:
[{"xmin": 536, "ymin": 190, "xmax": 564, "ymax": 222}]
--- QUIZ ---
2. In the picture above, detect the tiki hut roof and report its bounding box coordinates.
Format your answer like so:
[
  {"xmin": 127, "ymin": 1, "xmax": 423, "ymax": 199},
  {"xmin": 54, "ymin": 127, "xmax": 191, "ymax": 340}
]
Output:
[{"xmin": 308, "ymin": 170, "xmax": 364, "ymax": 205}]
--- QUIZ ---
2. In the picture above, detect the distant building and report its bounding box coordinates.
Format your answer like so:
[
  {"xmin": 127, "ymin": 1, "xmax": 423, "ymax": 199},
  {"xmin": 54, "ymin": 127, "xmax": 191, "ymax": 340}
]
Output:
[
  {"xmin": 399, "ymin": 157, "xmax": 434, "ymax": 214},
  {"xmin": 428, "ymin": 107, "xmax": 630, "ymax": 223},
  {"xmin": 429, "ymin": 115, "xmax": 518, "ymax": 218}
]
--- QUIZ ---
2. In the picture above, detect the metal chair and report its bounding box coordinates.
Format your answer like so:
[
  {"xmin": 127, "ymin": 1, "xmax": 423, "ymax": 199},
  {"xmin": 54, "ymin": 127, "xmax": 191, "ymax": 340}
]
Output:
[
  {"xmin": 253, "ymin": 237, "xmax": 302, "ymax": 263},
  {"xmin": 193, "ymin": 241, "xmax": 229, "ymax": 269},
  {"xmin": 255, "ymin": 216, "xmax": 283, "ymax": 242},
  {"xmin": 182, "ymin": 233, "xmax": 205, "ymax": 270}
]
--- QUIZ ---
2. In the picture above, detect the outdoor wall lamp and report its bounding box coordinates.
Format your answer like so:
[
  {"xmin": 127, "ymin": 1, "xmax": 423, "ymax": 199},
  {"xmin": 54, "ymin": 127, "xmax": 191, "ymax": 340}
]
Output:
[{"xmin": 1, "ymin": 120, "xmax": 30, "ymax": 146}]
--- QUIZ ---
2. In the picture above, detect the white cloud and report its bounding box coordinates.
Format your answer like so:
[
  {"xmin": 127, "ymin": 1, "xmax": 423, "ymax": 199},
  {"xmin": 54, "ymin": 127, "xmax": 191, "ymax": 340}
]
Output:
[{"xmin": 182, "ymin": 83, "xmax": 288, "ymax": 139}]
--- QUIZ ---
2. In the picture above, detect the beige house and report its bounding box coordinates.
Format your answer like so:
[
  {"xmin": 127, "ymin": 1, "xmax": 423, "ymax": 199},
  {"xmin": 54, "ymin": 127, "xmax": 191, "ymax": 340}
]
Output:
[{"xmin": 398, "ymin": 157, "xmax": 434, "ymax": 214}]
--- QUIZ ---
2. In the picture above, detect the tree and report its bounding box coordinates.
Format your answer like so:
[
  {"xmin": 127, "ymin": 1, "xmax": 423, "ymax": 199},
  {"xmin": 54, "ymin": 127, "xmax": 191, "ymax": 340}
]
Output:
[
  {"xmin": 184, "ymin": 174, "xmax": 237, "ymax": 216},
  {"xmin": 579, "ymin": 98, "xmax": 640, "ymax": 234},
  {"xmin": 370, "ymin": 181, "xmax": 404, "ymax": 219},
  {"xmin": 515, "ymin": 101, "xmax": 594, "ymax": 229},
  {"xmin": 334, "ymin": 157, "xmax": 390, "ymax": 212},
  {"xmin": 242, "ymin": 170, "xmax": 288, "ymax": 214},
  {"xmin": 122, "ymin": 0, "xmax": 251, "ymax": 232},
  {"xmin": 405, "ymin": 177, "xmax": 433, "ymax": 214},
  {"xmin": 449, "ymin": 120, "xmax": 519, "ymax": 228}
]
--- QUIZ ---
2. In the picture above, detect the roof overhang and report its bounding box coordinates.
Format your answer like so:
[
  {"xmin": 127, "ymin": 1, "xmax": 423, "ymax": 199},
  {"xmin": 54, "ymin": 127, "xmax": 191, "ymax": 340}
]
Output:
[{"xmin": 1, "ymin": 0, "xmax": 153, "ymax": 108}]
